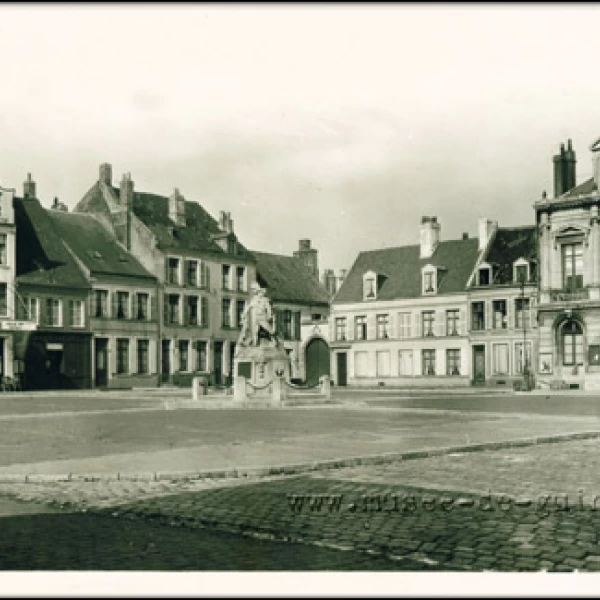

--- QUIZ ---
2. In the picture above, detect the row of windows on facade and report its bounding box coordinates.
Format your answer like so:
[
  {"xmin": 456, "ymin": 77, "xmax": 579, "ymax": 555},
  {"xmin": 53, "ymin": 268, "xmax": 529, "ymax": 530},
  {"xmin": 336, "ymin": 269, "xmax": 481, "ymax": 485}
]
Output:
[
  {"xmin": 20, "ymin": 291, "xmax": 303, "ymax": 341},
  {"xmin": 114, "ymin": 338, "xmax": 211, "ymax": 375},
  {"xmin": 165, "ymin": 258, "xmax": 247, "ymax": 292},
  {"xmin": 352, "ymin": 344, "xmax": 532, "ymax": 378},
  {"xmin": 334, "ymin": 299, "xmax": 531, "ymax": 342}
]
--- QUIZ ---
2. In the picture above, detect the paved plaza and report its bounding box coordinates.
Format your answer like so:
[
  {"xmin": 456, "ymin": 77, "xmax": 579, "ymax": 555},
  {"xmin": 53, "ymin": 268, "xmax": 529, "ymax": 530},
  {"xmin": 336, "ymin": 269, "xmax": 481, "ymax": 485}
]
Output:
[{"xmin": 1, "ymin": 388, "xmax": 600, "ymax": 573}]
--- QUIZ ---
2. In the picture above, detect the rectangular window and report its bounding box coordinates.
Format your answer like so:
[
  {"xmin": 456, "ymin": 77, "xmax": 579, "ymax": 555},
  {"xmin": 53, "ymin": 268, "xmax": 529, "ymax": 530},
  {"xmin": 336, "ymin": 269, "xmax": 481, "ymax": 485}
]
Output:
[
  {"xmin": 515, "ymin": 264, "xmax": 528, "ymax": 283},
  {"xmin": 236, "ymin": 300, "xmax": 245, "ymax": 329},
  {"xmin": 0, "ymin": 283, "xmax": 7, "ymax": 317},
  {"xmin": 397, "ymin": 313, "xmax": 411, "ymax": 338},
  {"xmin": 167, "ymin": 294, "xmax": 180, "ymax": 324},
  {"xmin": 563, "ymin": 243, "xmax": 584, "ymax": 291},
  {"xmin": 424, "ymin": 271, "xmax": 434, "ymax": 293},
  {"xmin": 136, "ymin": 293, "xmax": 149, "ymax": 321},
  {"xmin": 376, "ymin": 351, "xmax": 390, "ymax": 377},
  {"xmin": 294, "ymin": 311, "xmax": 301, "ymax": 341},
  {"xmin": 446, "ymin": 349, "xmax": 461, "ymax": 376},
  {"xmin": 222, "ymin": 265, "xmax": 231, "ymax": 290},
  {"xmin": 69, "ymin": 300, "xmax": 84, "ymax": 327},
  {"xmin": 515, "ymin": 298, "xmax": 530, "ymax": 329},
  {"xmin": 376, "ymin": 314, "xmax": 390, "ymax": 339},
  {"xmin": 196, "ymin": 341, "xmax": 207, "ymax": 371},
  {"xmin": 471, "ymin": 302, "xmax": 485, "ymax": 331},
  {"xmin": 178, "ymin": 340, "xmax": 189, "ymax": 372},
  {"xmin": 492, "ymin": 300, "xmax": 507, "ymax": 330},
  {"xmin": 422, "ymin": 349, "xmax": 436, "ymax": 376},
  {"xmin": 27, "ymin": 297, "xmax": 39, "ymax": 324},
  {"xmin": 167, "ymin": 257, "xmax": 180, "ymax": 285},
  {"xmin": 222, "ymin": 298, "xmax": 232, "ymax": 328},
  {"xmin": 284, "ymin": 310, "xmax": 292, "ymax": 340},
  {"xmin": 422, "ymin": 311, "xmax": 435, "ymax": 337},
  {"xmin": 236, "ymin": 266, "xmax": 245, "ymax": 291},
  {"xmin": 354, "ymin": 351, "xmax": 368, "ymax": 377},
  {"xmin": 479, "ymin": 268, "xmax": 490, "ymax": 286},
  {"xmin": 0, "ymin": 234, "xmax": 7, "ymax": 265},
  {"xmin": 94, "ymin": 290, "xmax": 109, "ymax": 318},
  {"xmin": 187, "ymin": 296, "xmax": 199, "ymax": 326},
  {"xmin": 116, "ymin": 338, "xmax": 129, "ymax": 375},
  {"xmin": 137, "ymin": 339, "xmax": 149, "ymax": 374},
  {"xmin": 492, "ymin": 344, "xmax": 509, "ymax": 375},
  {"xmin": 335, "ymin": 317, "xmax": 347, "ymax": 341},
  {"xmin": 446, "ymin": 309, "xmax": 459, "ymax": 336},
  {"xmin": 398, "ymin": 350, "xmax": 413, "ymax": 376},
  {"xmin": 46, "ymin": 298, "xmax": 61, "ymax": 327},
  {"xmin": 187, "ymin": 260, "xmax": 198, "ymax": 287},
  {"xmin": 355, "ymin": 316, "xmax": 367, "ymax": 340},
  {"xmin": 515, "ymin": 342, "xmax": 533, "ymax": 373},
  {"xmin": 116, "ymin": 291, "xmax": 129, "ymax": 320}
]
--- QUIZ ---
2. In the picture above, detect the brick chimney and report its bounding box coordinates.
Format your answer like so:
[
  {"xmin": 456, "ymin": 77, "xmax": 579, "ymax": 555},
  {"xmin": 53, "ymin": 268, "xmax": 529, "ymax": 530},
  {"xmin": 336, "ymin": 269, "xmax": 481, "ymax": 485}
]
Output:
[
  {"xmin": 553, "ymin": 139, "xmax": 576, "ymax": 197},
  {"xmin": 23, "ymin": 173, "xmax": 36, "ymax": 199},
  {"xmin": 119, "ymin": 173, "xmax": 134, "ymax": 208},
  {"xmin": 294, "ymin": 239, "xmax": 319, "ymax": 280},
  {"xmin": 419, "ymin": 216, "xmax": 440, "ymax": 259},
  {"xmin": 322, "ymin": 269, "xmax": 336, "ymax": 296},
  {"xmin": 478, "ymin": 217, "xmax": 497, "ymax": 251},
  {"xmin": 99, "ymin": 163, "xmax": 112, "ymax": 186},
  {"xmin": 218, "ymin": 210, "xmax": 234, "ymax": 234},
  {"xmin": 168, "ymin": 188, "xmax": 186, "ymax": 227}
]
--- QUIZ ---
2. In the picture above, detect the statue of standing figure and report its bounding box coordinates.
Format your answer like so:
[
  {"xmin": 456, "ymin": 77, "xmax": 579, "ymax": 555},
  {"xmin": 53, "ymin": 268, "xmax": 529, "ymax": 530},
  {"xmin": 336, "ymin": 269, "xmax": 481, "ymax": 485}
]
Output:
[{"xmin": 237, "ymin": 282, "xmax": 280, "ymax": 349}]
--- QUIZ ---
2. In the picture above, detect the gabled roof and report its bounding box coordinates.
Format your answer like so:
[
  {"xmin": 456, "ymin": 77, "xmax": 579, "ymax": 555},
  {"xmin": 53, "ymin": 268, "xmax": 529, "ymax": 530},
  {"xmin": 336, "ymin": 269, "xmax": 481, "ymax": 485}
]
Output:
[
  {"xmin": 334, "ymin": 237, "xmax": 480, "ymax": 303},
  {"xmin": 77, "ymin": 181, "xmax": 255, "ymax": 261},
  {"xmin": 252, "ymin": 251, "xmax": 330, "ymax": 305},
  {"xmin": 15, "ymin": 197, "xmax": 89, "ymax": 289},
  {"xmin": 476, "ymin": 226, "xmax": 537, "ymax": 286},
  {"xmin": 47, "ymin": 211, "xmax": 156, "ymax": 281}
]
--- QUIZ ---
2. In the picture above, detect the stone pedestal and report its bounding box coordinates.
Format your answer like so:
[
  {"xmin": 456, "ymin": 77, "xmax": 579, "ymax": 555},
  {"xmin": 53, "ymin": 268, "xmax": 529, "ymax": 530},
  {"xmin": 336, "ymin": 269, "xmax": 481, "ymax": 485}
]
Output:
[{"xmin": 234, "ymin": 340, "xmax": 290, "ymax": 406}]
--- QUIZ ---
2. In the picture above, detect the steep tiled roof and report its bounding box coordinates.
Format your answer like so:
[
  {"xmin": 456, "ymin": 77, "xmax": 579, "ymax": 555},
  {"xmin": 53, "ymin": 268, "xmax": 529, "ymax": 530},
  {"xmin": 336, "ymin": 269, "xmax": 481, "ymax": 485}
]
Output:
[
  {"xmin": 564, "ymin": 177, "xmax": 597, "ymax": 198},
  {"xmin": 482, "ymin": 226, "xmax": 538, "ymax": 285},
  {"xmin": 252, "ymin": 251, "xmax": 330, "ymax": 305},
  {"xmin": 15, "ymin": 197, "xmax": 89, "ymax": 289},
  {"xmin": 334, "ymin": 238, "xmax": 480, "ymax": 303},
  {"xmin": 48, "ymin": 211, "xmax": 156, "ymax": 281}
]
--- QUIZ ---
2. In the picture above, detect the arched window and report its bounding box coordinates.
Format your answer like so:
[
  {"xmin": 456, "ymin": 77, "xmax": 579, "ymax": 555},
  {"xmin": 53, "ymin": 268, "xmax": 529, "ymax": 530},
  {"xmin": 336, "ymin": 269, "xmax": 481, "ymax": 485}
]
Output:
[{"xmin": 562, "ymin": 320, "xmax": 584, "ymax": 366}]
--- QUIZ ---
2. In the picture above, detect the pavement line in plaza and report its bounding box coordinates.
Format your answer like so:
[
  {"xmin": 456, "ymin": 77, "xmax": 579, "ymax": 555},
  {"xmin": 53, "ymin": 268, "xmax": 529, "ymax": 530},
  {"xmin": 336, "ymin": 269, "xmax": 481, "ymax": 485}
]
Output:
[{"xmin": 2, "ymin": 429, "xmax": 599, "ymax": 484}]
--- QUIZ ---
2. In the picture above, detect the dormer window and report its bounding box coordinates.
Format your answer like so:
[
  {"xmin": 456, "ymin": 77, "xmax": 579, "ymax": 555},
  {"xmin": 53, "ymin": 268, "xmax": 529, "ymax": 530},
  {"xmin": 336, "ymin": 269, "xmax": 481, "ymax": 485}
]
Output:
[
  {"xmin": 478, "ymin": 263, "xmax": 491, "ymax": 286},
  {"xmin": 513, "ymin": 258, "xmax": 530, "ymax": 285},
  {"xmin": 363, "ymin": 270, "xmax": 378, "ymax": 300},
  {"xmin": 421, "ymin": 265, "xmax": 437, "ymax": 295}
]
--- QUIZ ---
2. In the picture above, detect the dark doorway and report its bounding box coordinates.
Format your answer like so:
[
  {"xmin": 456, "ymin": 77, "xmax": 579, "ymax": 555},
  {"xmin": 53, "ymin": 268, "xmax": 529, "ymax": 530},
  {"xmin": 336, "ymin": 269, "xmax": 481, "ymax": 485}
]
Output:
[
  {"xmin": 473, "ymin": 345, "xmax": 486, "ymax": 385},
  {"xmin": 94, "ymin": 338, "xmax": 108, "ymax": 388},
  {"xmin": 336, "ymin": 352, "xmax": 347, "ymax": 387},
  {"xmin": 161, "ymin": 340, "xmax": 171, "ymax": 383},
  {"xmin": 214, "ymin": 341, "xmax": 223, "ymax": 385},
  {"xmin": 306, "ymin": 338, "xmax": 330, "ymax": 387}
]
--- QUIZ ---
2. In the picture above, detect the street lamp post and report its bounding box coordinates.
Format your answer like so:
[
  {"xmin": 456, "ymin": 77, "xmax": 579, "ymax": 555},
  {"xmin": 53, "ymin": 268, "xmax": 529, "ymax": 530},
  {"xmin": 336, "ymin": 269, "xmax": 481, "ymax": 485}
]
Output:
[{"xmin": 520, "ymin": 276, "xmax": 530, "ymax": 390}]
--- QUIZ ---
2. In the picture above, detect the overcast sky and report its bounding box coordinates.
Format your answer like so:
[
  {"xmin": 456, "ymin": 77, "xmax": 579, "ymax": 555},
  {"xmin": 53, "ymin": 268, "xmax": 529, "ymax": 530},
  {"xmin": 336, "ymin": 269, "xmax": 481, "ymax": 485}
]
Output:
[{"xmin": 1, "ymin": 4, "xmax": 600, "ymax": 274}]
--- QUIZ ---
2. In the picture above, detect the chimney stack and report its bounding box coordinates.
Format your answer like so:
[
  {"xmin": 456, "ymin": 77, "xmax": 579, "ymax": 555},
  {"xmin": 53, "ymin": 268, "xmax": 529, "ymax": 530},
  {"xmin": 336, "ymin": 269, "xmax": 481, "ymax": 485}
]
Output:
[
  {"xmin": 99, "ymin": 163, "xmax": 112, "ymax": 186},
  {"xmin": 23, "ymin": 173, "xmax": 36, "ymax": 199},
  {"xmin": 478, "ymin": 217, "xmax": 497, "ymax": 251},
  {"xmin": 168, "ymin": 188, "xmax": 186, "ymax": 227},
  {"xmin": 119, "ymin": 172, "xmax": 134, "ymax": 208},
  {"xmin": 293, "ymin": 239, "xmax": 319, "ymax": 280},
  {"xmin": 219, "ymin": 210, "xmax": 234, "ymax": 234},
  {"xmin": 419, "ymin": 216, "xmax": 440, "ymax": 259},
  {"xmin": 553, "ymin": 139, "xmax": 577, "ymax": 197}
]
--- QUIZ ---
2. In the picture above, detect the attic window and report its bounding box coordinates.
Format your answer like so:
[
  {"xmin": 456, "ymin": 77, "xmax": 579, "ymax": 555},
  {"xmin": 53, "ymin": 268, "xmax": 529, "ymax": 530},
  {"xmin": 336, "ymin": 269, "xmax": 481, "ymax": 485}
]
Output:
[
  {"xmin": 421, "ymin": 265, "xmax": 438, "ymax": 295},
  {"xmin": 363, "ymin": 271, "xmax": 377, "ymax": 300},
  {"xmin": 514, "ymin": 259, "xmax": 529, "ymax": 284},
  {"xmin": 478, "ymin": 266, "xmax": 490, "ymax": 286}
]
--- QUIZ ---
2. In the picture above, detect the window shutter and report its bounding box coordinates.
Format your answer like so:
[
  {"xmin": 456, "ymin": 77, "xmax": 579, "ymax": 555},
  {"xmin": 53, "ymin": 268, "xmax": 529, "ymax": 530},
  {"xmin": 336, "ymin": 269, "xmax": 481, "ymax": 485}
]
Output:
[
  {"xmin": 294, "ymin": 311, "xmax": 301, "ymax": 341},
  {"xmin": 205, "ymin": 264, "xmax": 210, "ymax": 290},
  {"xmin": 183, "ymin": 295, "xmax": 189, "ymax": 325},
  {"xmin": 163, "ymin": 294, "xmax": 169, "ymax": 325},
  {"xmin": 201, "ymin": 296, "xmax": 209, "ymax": 327}
]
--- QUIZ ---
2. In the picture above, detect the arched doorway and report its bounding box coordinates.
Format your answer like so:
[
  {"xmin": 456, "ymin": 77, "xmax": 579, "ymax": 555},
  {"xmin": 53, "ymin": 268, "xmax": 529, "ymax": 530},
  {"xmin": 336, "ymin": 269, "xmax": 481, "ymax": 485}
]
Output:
[
  {"xmin": 305, "ymin": 337, "xmax": 330, "ymax": 387},
  {"xmin": 560, "ymin": 319, "xmax": 584, "ymax": 369}
]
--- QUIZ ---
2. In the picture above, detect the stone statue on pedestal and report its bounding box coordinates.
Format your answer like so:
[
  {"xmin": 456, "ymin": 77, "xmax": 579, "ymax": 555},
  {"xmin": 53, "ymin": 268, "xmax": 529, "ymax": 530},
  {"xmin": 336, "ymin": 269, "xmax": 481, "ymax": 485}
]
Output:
[{"xmin": 237, "ymin": 282, "xmax": 280, "ymax": 350}]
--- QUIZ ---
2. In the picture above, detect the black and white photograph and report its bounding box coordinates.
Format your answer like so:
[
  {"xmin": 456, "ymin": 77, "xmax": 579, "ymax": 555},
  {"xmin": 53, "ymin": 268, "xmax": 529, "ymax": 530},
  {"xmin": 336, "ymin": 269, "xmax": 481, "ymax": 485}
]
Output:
[{"xmin": 1, "ymin": 2, "xmax": 600, "ymax": 596}]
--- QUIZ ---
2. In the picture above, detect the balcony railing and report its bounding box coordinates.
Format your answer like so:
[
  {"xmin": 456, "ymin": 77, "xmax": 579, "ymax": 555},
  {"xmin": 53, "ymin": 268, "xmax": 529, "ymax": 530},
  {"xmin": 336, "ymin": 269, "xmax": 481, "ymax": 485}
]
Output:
[{"xmin": 550, "ymin": 289, "xmax": 589, "ymax": 302}]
